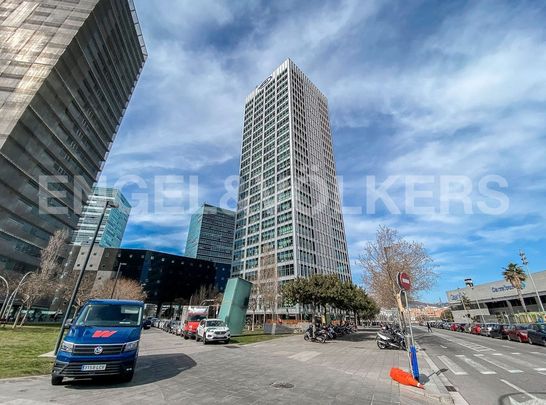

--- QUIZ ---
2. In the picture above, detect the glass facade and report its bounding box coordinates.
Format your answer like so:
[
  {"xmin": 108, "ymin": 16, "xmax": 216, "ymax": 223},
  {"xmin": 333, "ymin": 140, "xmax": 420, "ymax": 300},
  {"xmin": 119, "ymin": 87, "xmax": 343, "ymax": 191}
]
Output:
[
  {"xmin": 232, "ymin": 59, "xmax": 351, "ymax": 284},
  {"xmin": 65, "ymin": 247, "xmax": 231, "ymax": 306},
  {"xmin": 73, "ymin": 187, "xmax": 131, "ymax": 248},
  {"xmin": 0, "ymin": 0, "xmax": 146, "ymax": 274},
  {"xmin": 185, "ymin": 203, "xmax": 236, "ymax": 265}
]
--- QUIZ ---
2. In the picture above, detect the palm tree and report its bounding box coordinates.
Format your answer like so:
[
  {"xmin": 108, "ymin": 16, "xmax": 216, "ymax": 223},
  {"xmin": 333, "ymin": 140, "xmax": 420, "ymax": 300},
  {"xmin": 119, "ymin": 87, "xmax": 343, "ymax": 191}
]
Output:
[{"xmin": 502, "ymin": 262, "xmax": 527, "ymax": 312}]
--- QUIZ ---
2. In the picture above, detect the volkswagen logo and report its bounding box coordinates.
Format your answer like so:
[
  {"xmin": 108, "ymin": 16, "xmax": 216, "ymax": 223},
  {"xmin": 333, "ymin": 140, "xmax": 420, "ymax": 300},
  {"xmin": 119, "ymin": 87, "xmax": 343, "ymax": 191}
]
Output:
[{"xmin": 94, "ymin": 346, "xmax": 103, "ymax": 355}]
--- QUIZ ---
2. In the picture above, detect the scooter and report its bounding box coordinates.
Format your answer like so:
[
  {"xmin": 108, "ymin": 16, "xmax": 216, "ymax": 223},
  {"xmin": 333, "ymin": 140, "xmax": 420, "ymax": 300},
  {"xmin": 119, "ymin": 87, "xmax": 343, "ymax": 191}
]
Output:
[
  {"xmin": 376, "ymin": 328, "xmax": 407, "ymax": 350},
  {"xmin": 304, "ymin": 324, "xmax": 326, "ymax": 343}
]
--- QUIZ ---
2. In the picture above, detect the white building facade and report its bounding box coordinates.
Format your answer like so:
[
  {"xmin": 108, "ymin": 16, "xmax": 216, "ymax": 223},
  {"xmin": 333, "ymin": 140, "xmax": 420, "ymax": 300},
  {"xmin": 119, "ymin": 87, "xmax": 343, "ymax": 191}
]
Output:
[
  {"xmin": 446, "ymin": 270, "xmax": 546, "ymax": 323},
  {"xmin": 231, "ymin": 59, "xmax": 351, "ymax": 287}
]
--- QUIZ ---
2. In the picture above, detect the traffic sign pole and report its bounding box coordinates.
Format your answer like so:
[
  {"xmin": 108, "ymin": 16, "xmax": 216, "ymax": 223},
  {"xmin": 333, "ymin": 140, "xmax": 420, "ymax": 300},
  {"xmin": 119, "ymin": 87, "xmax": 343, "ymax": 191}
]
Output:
[{"xmin": 397, "ymin": 272, "xmax": 420, "ymax": 382}]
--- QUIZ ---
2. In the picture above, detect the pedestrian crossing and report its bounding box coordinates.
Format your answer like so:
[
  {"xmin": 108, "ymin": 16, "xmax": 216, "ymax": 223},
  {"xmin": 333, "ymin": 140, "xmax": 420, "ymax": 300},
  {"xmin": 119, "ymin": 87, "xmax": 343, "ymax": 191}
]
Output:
[
  {"xmin": 434, "ymin": 333, "xmax": 495, "ymax": 352},
  {"xmin": 432, "ymin": 351, "xmax": 546, "ymax": 376}
]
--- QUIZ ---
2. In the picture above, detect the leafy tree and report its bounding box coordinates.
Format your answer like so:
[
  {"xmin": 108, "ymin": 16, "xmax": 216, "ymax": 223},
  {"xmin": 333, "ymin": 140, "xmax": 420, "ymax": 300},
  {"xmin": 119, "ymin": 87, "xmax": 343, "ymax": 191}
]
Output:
[
  {"xmin": 502, "ymin": 262, "xmax": 527, "ymax": 312},
  {"xmin": 282, "ymin": 275, "xmax": 379, "ymax": 328}
]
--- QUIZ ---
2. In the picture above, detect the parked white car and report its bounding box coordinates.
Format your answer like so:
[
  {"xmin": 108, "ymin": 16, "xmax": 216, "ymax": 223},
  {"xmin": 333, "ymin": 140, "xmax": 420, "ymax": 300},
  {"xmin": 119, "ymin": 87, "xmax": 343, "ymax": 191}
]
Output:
[{"xmin": 196, "ymin": 319, "xmax": 231, "ymax": 344}]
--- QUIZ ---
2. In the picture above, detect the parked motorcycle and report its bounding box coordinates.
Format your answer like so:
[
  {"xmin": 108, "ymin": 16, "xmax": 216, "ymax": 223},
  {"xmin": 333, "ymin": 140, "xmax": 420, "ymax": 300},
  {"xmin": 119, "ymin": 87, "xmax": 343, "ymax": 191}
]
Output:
[
  {"xmin": 304, "ymin": 324, "xmax": 326, "ymax": 343},
  {"xmin": 376, "ymin": 327, "xmax": 407, "ymax": 350}
]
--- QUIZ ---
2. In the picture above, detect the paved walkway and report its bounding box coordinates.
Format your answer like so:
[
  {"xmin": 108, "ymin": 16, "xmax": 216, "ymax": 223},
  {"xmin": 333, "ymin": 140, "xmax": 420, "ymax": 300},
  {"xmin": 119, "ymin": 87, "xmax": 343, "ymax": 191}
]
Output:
[{"xmin": 0, "ymin": 328, "xmax": 452, "ymax": 404}]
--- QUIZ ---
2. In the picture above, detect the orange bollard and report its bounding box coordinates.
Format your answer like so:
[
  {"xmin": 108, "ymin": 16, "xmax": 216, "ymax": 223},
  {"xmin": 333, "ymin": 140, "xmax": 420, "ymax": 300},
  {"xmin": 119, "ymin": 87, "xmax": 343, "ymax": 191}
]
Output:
[{"xmin": 389, "ymin": 367, "xmax": 424, "ymax": 389}]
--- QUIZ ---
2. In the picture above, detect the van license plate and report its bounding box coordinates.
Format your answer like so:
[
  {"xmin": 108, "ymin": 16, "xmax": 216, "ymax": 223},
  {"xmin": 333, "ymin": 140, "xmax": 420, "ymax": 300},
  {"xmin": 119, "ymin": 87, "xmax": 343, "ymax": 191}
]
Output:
[{"xmin": 81, "ymin": 364, "xmax": 106, "ymax": 371}]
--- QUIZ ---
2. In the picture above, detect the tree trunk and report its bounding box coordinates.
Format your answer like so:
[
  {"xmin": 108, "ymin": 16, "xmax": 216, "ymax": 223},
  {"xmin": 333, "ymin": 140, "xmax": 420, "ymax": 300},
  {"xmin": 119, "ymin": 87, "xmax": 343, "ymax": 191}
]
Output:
[
  {"xmin": 517, "ymin": 288, "xmax": 528, "ymax": 312},
  {"xmin": 251, "ymin": 310, "xmax": 255, "ymax": 331}
]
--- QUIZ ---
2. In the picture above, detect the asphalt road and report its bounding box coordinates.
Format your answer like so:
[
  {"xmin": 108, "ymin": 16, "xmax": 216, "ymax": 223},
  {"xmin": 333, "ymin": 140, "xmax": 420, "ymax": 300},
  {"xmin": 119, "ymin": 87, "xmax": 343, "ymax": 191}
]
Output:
[{"xmin": 414, "ymin": 326, "xmax": 546, "ymax": 405}]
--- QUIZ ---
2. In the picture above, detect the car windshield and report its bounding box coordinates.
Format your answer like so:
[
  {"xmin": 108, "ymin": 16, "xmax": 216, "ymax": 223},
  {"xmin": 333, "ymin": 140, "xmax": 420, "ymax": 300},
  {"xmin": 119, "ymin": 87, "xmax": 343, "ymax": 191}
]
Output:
[
  {"xmin": 189, "ymin": 315, "xmax": 206, "ymax": 321},
  {"xmin": 536, "ymin": 324, "xmax": 546, "ymax": 331},
  {"xmin": 75, "ymin": 304, "xmax": 142, "ymax": 327},
  {"xmin": 206, "ymin": 320, "xmax": 226, "ymax": 327}
]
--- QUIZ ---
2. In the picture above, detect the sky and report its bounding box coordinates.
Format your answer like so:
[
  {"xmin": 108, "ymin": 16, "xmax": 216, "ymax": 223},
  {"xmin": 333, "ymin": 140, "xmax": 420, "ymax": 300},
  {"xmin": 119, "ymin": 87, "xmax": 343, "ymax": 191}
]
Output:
[{"xmin": 99, "ymin": 0, "xmax": 546, "ymax": 303}]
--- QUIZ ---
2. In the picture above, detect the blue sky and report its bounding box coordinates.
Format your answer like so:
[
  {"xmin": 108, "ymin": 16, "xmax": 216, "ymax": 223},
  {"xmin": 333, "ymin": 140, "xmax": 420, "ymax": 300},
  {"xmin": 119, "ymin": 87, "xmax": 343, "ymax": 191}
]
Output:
[{"xmin": 99, "ymin": 0, "xmax": 546, "ymax": 303}]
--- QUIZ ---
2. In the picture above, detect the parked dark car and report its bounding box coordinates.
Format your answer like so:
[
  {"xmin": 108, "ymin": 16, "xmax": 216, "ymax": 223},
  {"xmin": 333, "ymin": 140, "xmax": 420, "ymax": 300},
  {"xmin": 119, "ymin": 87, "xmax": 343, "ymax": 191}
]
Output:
[
  {"xmin": 527, "ymin": 323, "xmax": 546, "ymax": 346},
  {"xmin": 142, "ymin": 318, "xmax": 152, "ymax": 329},
  {"xmin": 456, "ymin": 323, "xmax": 467, "ymax": 332},
  {"xmin": 489, "ymin": 324, "xmax": 509, "ymax": 339},
  {"xmin": 507, "ymin": 324, "xmax": 529, "ymax": 343}
]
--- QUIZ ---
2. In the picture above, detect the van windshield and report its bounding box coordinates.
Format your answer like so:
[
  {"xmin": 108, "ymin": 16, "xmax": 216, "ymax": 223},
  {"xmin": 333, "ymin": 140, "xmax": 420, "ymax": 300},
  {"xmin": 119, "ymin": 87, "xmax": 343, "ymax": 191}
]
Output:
[{"xmin": 75, "ymin": 304, "xmax": 142, "ymax": 327}]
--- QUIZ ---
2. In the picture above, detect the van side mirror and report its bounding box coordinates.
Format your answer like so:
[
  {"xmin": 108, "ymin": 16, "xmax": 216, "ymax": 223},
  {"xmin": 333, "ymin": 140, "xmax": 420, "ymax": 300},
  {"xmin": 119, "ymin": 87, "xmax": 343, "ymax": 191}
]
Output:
[{"xmin": 64, "ymin": 319, "xmax": 72, "ymax": 329}]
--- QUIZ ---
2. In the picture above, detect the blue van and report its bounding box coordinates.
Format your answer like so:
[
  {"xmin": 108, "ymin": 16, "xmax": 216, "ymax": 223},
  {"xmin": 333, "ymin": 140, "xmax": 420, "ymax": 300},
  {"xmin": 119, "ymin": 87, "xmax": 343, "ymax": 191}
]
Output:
[{"xmin": 52, "ymin": 299, "xmax": 144, "ymax": 385}]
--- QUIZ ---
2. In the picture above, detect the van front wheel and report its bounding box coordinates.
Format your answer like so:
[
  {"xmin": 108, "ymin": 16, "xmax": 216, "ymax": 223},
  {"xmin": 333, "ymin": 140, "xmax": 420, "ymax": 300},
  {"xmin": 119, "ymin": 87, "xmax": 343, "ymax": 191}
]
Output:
[
  {"xmin": 51, "ymin": 375, "xmax": 63, "ymax": 386},
  {"xmin": 119, "ymin": 370, "xmax": 134, "ymax": 383}
]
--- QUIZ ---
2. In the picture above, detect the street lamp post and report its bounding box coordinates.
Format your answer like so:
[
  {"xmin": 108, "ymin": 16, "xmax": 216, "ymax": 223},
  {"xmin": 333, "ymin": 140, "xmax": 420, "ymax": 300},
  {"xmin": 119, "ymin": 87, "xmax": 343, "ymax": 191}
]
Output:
[
  {"xmin": 110, "ymin": 262, "xmax": 127, "ymax": 299},
  {"xmin": 54, "ymin": 200, "xmax": 117, "ymax": 354},
  {"xmin": 470, "ymin": 287, "xmax": 486, "ymax": 324},
  {"xmin": 519, "ymin": 250, "xmax": 545, "ymax": 313},
  {"xmin": 2, "ymin": 272, "xmax": 32, "ymax": 321},
  {"xmin": 458, "ymin": 288, "xmax": 470, "ymax": 323},
  {"xmin": 0, "ymin": 276, "xmax": 8, "ymax": 321}
]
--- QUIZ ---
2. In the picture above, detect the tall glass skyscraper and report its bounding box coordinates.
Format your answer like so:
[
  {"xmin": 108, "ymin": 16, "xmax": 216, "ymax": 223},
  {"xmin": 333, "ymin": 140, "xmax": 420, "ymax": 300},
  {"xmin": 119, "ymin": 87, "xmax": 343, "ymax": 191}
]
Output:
[
  {"xmin": 73, "ymin": 187, "xmax": 131, "ymax": 248},
  {"xmin": 232, "ymin": 59, "xmax": 351, "ymax": 283},
  {"xmin": 185, "ymin": 203, "xmax": 236, "ymax": 265},
  {"xmin": 0, "ymin": 0, "xmax": 146, "ymax": 274}
]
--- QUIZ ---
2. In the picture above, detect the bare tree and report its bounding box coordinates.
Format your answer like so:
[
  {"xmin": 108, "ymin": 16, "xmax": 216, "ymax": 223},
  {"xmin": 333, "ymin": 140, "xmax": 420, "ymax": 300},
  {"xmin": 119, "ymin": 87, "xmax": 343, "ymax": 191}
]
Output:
[
  {"xmin": 247, "ymin": 285, "xmax": 259, "ymax": 331},
  {"xmin": 259, "ymin": 245, "xmax": 279, "ymax": 324},
  {"xmin": 92, "ymin": 277, "xmax": 147, "ymax": 301},
  {"xmin": 358, "ymin": 225, "xmax": 437, "ymax": 317},
  {"xmin": 56, "ymin": 271, "xmax": 96, "ymax": 314},
  {"xmin": 194, "ymin": 284, "xmax": 221, "ymax": 305},
  {"xmin": 16, "ymin": 229, "xmax": 69, "ymax": 327}
]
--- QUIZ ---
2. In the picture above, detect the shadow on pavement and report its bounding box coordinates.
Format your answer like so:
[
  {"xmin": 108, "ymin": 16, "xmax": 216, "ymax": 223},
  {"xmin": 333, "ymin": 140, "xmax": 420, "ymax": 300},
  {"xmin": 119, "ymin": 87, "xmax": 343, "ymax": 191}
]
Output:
[
  {"xmin": 338, "ymin": 331, "xmax": 377, "ymax": 342},
  {"xmin": 62, "ymin": 353, "xmax": 196, "ymax": 389}
]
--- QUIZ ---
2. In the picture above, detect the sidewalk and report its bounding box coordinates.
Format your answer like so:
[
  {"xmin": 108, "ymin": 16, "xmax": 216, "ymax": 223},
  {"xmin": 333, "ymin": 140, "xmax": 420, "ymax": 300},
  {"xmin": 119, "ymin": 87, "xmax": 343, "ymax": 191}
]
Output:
[{"xmin": 0, "ymin": 327, "xmax": 455, "ymax": 404}]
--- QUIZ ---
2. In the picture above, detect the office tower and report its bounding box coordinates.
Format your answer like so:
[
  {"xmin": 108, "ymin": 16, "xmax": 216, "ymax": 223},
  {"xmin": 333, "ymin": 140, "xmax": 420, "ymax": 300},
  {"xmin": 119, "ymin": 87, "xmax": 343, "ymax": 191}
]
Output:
[
  {"xmin": 0, "ymin": 0, "xmax": 146, "ymax": 274},
  {"xmin": 73, "ymin": 187, "xmax": 131, "ymax": 248},
  {"xmin": 231, "ymin": 59, "xmax": 351, "ymax": 284},
  {"xmin": 185, "ymin": 203, "xmax": 236, "ymax": 265}
]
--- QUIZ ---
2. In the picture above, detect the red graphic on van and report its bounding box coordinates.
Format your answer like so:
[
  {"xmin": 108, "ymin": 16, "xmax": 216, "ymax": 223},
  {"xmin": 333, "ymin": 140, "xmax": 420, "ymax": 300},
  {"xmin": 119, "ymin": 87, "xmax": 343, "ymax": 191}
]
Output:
[{"xmin": 92, "ymin": 330, "xmax": 117, "ymax": 338}]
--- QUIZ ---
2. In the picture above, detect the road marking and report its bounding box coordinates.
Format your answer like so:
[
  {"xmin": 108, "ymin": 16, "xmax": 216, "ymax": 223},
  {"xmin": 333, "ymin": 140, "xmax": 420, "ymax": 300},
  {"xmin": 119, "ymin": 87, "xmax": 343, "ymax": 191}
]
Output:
[
  {"xmin": 511, "ymin": 352, "xmax": 521, "ymax": 355},
  {"xmin": 440, "ymin": 345, "xmax": 448, "ymax": 349},
  {"xmin": 435, "ymin": 333, "xmax": 494, "ymax": 352},
  {"xmin": 437, "ymin": 355, "xmax": 468, "ymax": 375},
  {"xmin": 502, "ymin": 345, "xmax": 510, "ymax": 348},
  {"xmin": 455, "ymin": 355, "xmax": 496, "ymax": 374},
  {"xmin": 474, "ymin": 354, "xmax": 523, "ymax": 373},
  {"xmin": 500, "ymin": 379, "xmax": 540, "ymax": 401},
  {"xmin": 491, "ymin": 353, "xmax": 545, "ymax": 371},
  {"xmin": 289, "ymin": 351, "xmax": 320, "ymax": 362},
  {"xmin": 420, "ymin": 348, "xmax": 471, "ymax": 405}
]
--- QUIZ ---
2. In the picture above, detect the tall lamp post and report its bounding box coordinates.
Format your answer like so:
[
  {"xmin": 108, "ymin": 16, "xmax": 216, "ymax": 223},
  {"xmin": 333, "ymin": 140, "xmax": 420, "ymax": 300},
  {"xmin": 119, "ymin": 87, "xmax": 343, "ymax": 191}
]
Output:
[
  {"xmin": 0, "ymin": 275, "xmax": 9, "ymax": 321},
  {"xmin": 1, "ymin": 272, "xmax": 32, "ymax": 321},
  {"xmin": 54, "ymin": 200, "xmax": 117, "ymax": 354},
  {"xmin": 519, "ymin": 250, "xmax": 545, "ymax": 313},
  {"xmin": 110, "ymin": 262, "xmax": 127, "ymax": 299}
]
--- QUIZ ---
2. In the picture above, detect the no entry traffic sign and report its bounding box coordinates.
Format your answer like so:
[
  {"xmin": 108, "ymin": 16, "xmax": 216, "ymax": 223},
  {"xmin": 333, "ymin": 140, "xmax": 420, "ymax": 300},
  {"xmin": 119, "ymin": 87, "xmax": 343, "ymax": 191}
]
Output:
[{"xmin": 397, "ymin": 272, "xmax": 411, "ymax": 291}]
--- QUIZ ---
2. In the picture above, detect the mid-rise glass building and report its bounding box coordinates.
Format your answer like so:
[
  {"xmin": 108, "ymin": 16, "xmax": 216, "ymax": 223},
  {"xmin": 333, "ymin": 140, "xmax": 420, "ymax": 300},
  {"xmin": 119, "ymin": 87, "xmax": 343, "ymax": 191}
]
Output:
[
  {"xmin": 185, "ymin": 203, "xmax": 236, "ymax": 265},
  {"xmin": 73, "ymin": 187, "xmax": 131, "ymax": 248},
  {"xmin": 0, "ymin": 0, "xmax": 146, "ymax": 274},
  {"xmin": 232, "ymin": 59, "xmax": 351, "ymax": 284}
]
